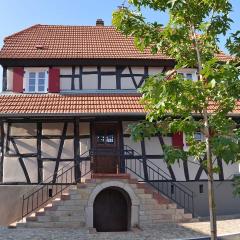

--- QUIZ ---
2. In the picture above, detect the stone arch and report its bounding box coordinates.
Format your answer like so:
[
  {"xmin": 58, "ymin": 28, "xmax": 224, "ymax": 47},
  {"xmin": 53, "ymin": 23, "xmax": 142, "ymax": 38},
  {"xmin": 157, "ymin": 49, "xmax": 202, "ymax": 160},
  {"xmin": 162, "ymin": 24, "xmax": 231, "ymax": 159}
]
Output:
[{"xmin": 85, "ymin": 181, "xmax": 140, "ymax": 229}]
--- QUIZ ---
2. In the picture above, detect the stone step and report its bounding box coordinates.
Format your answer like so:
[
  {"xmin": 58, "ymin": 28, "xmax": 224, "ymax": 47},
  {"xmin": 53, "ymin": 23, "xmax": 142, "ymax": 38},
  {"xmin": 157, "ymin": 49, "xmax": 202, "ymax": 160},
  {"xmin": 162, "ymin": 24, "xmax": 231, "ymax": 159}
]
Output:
[
  {"xmin": 17, "ymin": 221, "xmax": 85, "ymax": 228},
  {"xmin": 53, "ymin": 199, "xmax": 87, "ymax": 206},
  {"xmin": 36, "ymin": 215, "xmax": 85, "ymax": 222},
  {"xmin": 45, "ymin": 210, "xmax": 84, "ymax": 217},
  {"xmin": 14, "ymin": 175, "xmax": 193, "ymax": 229},
  {"xmin": 56, "ymin": 205, "xmax": 85, "ymax": 211}
]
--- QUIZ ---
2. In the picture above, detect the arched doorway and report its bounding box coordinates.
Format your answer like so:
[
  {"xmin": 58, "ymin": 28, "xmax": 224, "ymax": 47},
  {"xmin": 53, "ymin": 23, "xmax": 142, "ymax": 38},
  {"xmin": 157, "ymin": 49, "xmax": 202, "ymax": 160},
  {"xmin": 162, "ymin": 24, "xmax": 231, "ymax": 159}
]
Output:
[{"xmin": 93, "ymin": 187, "xmax": 131, "ymax": 232}]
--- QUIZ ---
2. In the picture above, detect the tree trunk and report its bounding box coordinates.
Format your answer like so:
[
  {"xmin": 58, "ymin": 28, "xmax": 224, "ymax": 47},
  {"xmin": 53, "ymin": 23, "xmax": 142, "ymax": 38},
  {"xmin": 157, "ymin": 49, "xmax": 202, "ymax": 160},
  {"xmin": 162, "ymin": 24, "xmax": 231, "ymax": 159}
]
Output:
[
  {"xmin": 203, "ymin": 109, "xmax": 217, "ymax": 240},
  {"xmin": 191, "ymin": 25, "xmax": 217, "ymax": 240}
]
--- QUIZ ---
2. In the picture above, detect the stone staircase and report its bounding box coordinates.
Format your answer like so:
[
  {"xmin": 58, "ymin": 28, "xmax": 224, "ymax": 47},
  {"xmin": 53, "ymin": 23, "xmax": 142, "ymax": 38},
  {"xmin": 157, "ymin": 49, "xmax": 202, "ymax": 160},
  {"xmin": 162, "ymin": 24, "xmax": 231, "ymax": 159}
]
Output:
[{"xmin": 15, "ymin": 174, "xmax": 194, "ymax": 229}]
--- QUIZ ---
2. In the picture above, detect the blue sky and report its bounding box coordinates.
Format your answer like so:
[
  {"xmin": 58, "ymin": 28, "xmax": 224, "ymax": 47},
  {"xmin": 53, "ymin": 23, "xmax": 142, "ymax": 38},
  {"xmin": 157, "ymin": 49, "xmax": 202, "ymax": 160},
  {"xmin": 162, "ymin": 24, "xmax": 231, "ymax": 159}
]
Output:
[{"xmin": 0, "ymin": 0, "xmax": 239, "ymax": 89}]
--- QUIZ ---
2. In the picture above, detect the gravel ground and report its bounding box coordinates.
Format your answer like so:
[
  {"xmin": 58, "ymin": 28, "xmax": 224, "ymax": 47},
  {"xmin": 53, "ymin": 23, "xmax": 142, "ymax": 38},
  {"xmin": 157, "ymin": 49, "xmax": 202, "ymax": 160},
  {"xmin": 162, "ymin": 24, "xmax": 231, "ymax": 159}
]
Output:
[{"xmin": 0, "ymin": 219, "xmax": 239, "ymax": 240}]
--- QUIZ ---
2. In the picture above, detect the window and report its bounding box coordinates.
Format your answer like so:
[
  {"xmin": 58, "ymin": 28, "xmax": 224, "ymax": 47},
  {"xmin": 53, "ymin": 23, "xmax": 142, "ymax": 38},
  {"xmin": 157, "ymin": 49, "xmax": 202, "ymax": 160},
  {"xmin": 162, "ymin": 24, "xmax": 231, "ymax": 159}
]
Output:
[
  {"xmin": 194, "ymin": 132, "xmax": 203, "ymax": 142},
  {"xmin": 183, "ymin": 131, "xmax": 204, "ymax": 151},
  {"xmin": 25, "ymin": 70, "xmax": 48, "ymax": 93},
  {"xmin": 178, "ymin": 69, "xmax": 197, "ymax": 81}
]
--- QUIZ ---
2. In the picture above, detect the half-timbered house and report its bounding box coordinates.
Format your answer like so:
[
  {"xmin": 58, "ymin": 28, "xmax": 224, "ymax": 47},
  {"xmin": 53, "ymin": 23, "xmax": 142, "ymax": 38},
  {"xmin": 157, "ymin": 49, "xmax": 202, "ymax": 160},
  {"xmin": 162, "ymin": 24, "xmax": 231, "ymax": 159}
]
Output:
[{"xmin": 0, "ymin": 20, "xmax": 239, "ymax": 230}]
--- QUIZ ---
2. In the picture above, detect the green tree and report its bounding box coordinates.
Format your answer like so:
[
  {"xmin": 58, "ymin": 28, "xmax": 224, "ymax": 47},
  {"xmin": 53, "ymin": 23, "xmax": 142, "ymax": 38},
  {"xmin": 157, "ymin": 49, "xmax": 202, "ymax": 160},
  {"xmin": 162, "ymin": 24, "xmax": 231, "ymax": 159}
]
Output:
[{"xmin": 112, "ymin": 1, "xmax": 240, "ymax": 239}]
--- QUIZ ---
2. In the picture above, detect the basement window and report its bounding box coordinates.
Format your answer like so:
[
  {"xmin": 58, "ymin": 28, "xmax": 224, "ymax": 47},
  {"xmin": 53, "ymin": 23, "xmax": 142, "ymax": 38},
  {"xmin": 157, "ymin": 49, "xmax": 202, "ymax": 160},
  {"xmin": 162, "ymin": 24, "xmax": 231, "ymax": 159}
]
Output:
[{"xmin": 48, "ymin": 188, "xmax": 53, "ymax": 197}]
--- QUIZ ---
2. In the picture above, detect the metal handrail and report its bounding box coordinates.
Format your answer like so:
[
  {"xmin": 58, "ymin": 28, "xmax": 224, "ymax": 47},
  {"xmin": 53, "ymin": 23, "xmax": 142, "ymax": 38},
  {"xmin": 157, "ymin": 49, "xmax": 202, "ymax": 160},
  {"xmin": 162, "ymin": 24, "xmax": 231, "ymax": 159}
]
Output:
[
  {"xmin": 21, "ymin": 151, "xmax": 91, "ymax": 220},
  {"xmin": 123, "ymin": 145, "xmax": 194, "ymax": 195},
  {"xmin": 123, "ymin": 145, "xmax": 195, "ymax": 215}
]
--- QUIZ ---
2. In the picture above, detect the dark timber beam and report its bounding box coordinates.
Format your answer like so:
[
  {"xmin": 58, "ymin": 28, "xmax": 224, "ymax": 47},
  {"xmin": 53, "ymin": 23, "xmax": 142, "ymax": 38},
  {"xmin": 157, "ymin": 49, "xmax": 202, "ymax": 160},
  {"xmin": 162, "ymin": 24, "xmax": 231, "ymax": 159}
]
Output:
[
  {"xmin": 37, "ymin": 122, "xmax": 43, "ymax": 183},
  {"xmin": 217, "ymin": 157, "xmax": 224, "ymax": 180},
  {"xmin": 11, "ymin": 138, "xmax": 31, "ymax": 183},
  {"xmin": 158, "ymin": 135, "xmax": 176, "ymax": 181},
  {"xmin": 79, "ymin": 66, "xmax": 83, "ymax": 90},
  {"xmin": 97, "ymin": 66, "xmax": 101, "ymax": 90},
  {"xmin": 71, "ymin": 66, "xmax": 75, "ymax": 90},
  {"xmin": 0, "ymin": 121, "xmax": 4, "ymax": 182},
  {"xmin": 2, "ymin": 67, "xmax": 7, "ymax": 92},
  {"xmin": 74, "ymin": 118, "xmax": 81, "ymax": 182},
  {"xmin": 141, "ymin": 140, "xmax": 149, "ymax": 181},
  {"xmin": 52, "ymin": 122, "xmax": 68, "ymax": 183},
  {"xmin": 5, "ymin": 123, "xmax": 11, "ymax": 154},
  {"xmin": 118, "ymin": 120, "xmax": 125, "ymax": 173}
]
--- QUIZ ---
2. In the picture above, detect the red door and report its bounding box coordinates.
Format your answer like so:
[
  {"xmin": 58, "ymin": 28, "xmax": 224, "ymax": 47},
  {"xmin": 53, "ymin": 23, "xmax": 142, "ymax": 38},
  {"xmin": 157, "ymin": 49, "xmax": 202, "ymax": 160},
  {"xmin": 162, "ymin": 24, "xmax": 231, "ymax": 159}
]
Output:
[{"xmin": 92, "ymin": 123, "xmax": 120, "ymax": 173}]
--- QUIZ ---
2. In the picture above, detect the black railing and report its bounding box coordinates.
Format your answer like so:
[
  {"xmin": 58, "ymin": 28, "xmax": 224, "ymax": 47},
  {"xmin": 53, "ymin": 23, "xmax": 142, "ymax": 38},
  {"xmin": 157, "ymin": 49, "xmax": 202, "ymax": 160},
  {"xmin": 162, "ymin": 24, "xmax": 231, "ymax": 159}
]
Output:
[
  {"xmin": 21, "ymin": 151, "xmax": 91, "ymax": 219},
  {"xmin": 122, "ymin": 145, "xmax": 195, "ymax": 216}
]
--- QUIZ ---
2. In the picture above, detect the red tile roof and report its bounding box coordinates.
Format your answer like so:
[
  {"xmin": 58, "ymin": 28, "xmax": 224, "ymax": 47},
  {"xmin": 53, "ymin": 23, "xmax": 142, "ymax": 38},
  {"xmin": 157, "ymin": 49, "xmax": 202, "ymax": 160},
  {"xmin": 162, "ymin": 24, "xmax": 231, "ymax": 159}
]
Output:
[
  {"xmin": 0, "ymin": 94, "xmax": 145, "ymax": 116},
  {"xmin": 0, "ymin": 93, "xmax": 239, "ymax": 117},
  {"xmin": 0, "ymin": 24, "xmax": 231, "ymax": 61}
]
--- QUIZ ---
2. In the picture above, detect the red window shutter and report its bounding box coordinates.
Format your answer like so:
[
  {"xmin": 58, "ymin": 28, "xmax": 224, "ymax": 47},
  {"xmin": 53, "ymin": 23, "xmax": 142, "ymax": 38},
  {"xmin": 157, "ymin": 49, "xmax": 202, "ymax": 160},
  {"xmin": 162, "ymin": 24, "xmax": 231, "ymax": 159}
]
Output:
[
  {"xmin": 49, "ymin": 68, "xmax": 60, "ymax": 93},
  {"xmin": 13, "ymin": 67, "xmax": 24, "ymax": 93},
  {"xmin": 172, "ymin": 132, "xmax": 184, "ymax": 149}
]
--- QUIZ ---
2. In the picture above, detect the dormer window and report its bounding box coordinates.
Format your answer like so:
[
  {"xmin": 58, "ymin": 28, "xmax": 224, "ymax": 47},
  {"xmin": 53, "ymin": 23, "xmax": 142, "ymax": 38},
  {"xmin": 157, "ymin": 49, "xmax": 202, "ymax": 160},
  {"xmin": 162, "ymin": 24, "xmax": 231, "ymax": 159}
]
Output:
[
  {"xmin": 178, "ymin": 69, "xmax": 197, "ymax": 81},
  {"xmin": 24, "ymin": 68, "xmax": 48, "ymax": 93}
]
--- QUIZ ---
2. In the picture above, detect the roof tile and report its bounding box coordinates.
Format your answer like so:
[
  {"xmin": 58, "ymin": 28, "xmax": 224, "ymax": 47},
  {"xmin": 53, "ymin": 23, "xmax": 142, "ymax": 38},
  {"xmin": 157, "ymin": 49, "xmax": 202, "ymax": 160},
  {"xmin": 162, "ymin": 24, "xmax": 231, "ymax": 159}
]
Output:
[{"xmin": 0, "ymin": 24, "xmax": 231, "ymax": 61}]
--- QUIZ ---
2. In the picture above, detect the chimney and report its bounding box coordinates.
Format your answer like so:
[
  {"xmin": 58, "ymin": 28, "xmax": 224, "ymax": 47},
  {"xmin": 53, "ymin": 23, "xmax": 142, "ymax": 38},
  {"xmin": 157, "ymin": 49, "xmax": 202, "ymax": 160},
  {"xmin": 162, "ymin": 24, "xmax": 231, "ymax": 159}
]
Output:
[{"xmin": 96, "ymin": 19, "xmax": 104, "ymax": 26}]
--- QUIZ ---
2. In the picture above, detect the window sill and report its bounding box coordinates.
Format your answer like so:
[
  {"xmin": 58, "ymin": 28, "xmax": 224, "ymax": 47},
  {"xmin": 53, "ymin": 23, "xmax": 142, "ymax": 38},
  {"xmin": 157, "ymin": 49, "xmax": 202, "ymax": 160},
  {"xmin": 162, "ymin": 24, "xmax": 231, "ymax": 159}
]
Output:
[
  {"xmin": 23, "ymin": 92, "xmax": 48, "ymax": 94},
  {"xmin": 60, "ymin": 89, "xmax": 138, "ymax": 94}
]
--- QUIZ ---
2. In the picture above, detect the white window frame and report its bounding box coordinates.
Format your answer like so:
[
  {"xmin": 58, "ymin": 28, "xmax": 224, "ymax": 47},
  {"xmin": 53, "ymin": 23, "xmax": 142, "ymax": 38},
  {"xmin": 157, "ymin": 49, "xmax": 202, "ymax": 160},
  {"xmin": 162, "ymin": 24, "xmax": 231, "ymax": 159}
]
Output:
[
  {"xmin": 24, "ymin": 68, "xmax": 49, "ymax": 93},
  {"xmin": 177, "ymin": 68, "xmax": 198, "ymax": 81},
  {"xmin": 183, "ymin": 131, "xmax": 204, "ymax": 151}
]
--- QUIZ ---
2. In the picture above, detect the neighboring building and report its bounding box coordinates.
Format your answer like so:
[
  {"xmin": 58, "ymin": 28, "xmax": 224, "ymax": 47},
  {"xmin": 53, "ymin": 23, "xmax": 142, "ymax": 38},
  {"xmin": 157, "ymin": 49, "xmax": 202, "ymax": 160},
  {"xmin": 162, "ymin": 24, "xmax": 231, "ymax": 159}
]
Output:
[{"xmin": 0, "ymin": 20, "xmax": 239, "ymax": 230}]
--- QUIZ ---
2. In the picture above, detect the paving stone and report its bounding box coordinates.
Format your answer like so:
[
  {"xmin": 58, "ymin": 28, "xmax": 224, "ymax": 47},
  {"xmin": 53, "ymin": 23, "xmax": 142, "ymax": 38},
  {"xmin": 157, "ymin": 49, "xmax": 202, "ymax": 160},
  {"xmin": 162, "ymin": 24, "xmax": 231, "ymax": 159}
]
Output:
[{"xmin": 2, "ymin": 219, "xmax": 240, "ymax": 240}]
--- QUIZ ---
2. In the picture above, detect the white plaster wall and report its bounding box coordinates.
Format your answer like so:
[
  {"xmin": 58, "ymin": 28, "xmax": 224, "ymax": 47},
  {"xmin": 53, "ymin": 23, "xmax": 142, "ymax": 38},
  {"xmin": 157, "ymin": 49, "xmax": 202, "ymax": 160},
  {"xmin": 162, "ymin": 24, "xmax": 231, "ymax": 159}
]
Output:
[
  {"xmin": 80, "ymin": 138, "xmax": 90, "ymax": 156},
  {"xmin": 60, "ymin": 67, "xmax": 72, "ymax": 75},
  {"xmin": 144, "ymin": 137, "xmax": 162, "ymax": 155},
  {"xmin": 82, "ymin": 74, "xmax": 98, "ymax": 89},
  {"xmin": 121, "ymin": 77, "xmax": 135, "ymax": 89},
  {"xmin": 101, "ymin": 75, "xmax": 116, "ymax": 89},
  {"xmin": 41, "ymin": 139, "xmax": 60, "ymax": 158},
  {"xmin": 42, "ymin": 123, "xmax": 73, "ymax": 136},
  {"xmin": 11, "ymin": 123, "xmax": 36, "ymax": 136},
  {"xmin": 83, "ymin": 66, "xmax": 97, "ymax": 72},
  {"xmin": 7, "ymin": 68, "xmax": 13, "ymax": 91},
  {"xmin": 222, "ymin": 161, "xmax": 238, "ymax": 180},
  {"xmin": 43, "ymin": 161, "xmax": 73, "ymax": 181},
  {"xmin": 148, "ymin": 67, "xmax": 164, "ymax": 75},
  {"xmin": 3, "ymin": 157, "xmax": 29, "ymax": 182},
  {"xmin": 130, "ymin": 67, "xmax": 144, "ymax": 74},
  {"xmin": 60, "ymin": 77, "xmax": 71, "ymax": 90},
  {"xmin": 101, "ymin": 66, "xmax": 115, "ymax": 72},
  {"xmin": 41, "ymin": 139, "xmax": 74, "ymax": 158},
  {"xmin": 123, "ymin": 137, "xmax": 142, "ymax": 153},
  {"xmin": 74, "ymin": 78, "xmax": 80, "ymax": 89},
  {"xmin": 9, "ymin": 139, "xmax": 37, "ymax": 154},
  {"xmin": 79, "ymin": 122, "xmax": 90, "ymax": 135}
]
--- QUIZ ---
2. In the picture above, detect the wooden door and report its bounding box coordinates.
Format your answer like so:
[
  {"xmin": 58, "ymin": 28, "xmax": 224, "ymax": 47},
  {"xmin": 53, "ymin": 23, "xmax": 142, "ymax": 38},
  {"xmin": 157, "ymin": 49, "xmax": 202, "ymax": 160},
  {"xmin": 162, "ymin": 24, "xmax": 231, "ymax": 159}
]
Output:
[
  {"xmin": 94, "ymin": 188, "xmax": 128, "ymax": 232},
  {"xmin": 92, "ymin": 123, "xmax": 120, "ymax": 173}
]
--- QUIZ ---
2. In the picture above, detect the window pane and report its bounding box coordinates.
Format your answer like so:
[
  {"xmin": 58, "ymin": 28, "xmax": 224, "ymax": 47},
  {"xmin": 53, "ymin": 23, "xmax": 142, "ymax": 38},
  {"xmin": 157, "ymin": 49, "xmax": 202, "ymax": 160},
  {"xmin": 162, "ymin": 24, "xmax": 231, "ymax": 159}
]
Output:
[
  {"xmin": 38, "ymin": 85, "xmax": 45, "ymax": 92},
  {"xmin": 38, "ymin": 72, "xmax": 45, "ymax": 78},
  {"xmin": 96, "ymin": 130, "xmax": 105, "ymax": 144},
  {"xmin": 29, "ymin": 78, "xmax": 36, "ymax": 85},
  {"xmin": 186, "ymin": 74, "xmax": 193, "ymax": 80},
  {"xmin": 178, "ymin": 73, "xmax": 184, "ymax": 77},
  {"xmin": 29, "ymin": 85, "xmax": 35, "ymax": 92},
  {"xmin": 38, "ymin": 78, "xmax": 45, "ymax": 85},
  {"xmin": 29, "ymin": 72, "xmax": 36, "ymax": 78},
  {"xmin": 106, "ymin": 130, "xmax": 114, "ymax": 144},
  {"xmin": 194, "ymin": 132, "xmax": 202, "ymax": 141}
]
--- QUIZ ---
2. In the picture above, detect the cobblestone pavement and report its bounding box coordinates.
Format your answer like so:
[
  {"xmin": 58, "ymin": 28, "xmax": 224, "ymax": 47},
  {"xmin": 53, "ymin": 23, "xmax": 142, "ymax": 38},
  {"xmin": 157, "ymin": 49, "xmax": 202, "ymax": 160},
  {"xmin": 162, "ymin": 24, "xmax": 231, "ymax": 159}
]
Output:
[{"xmin": 0, "ymin": 219, "xmax": 239, "ymax": 240}]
